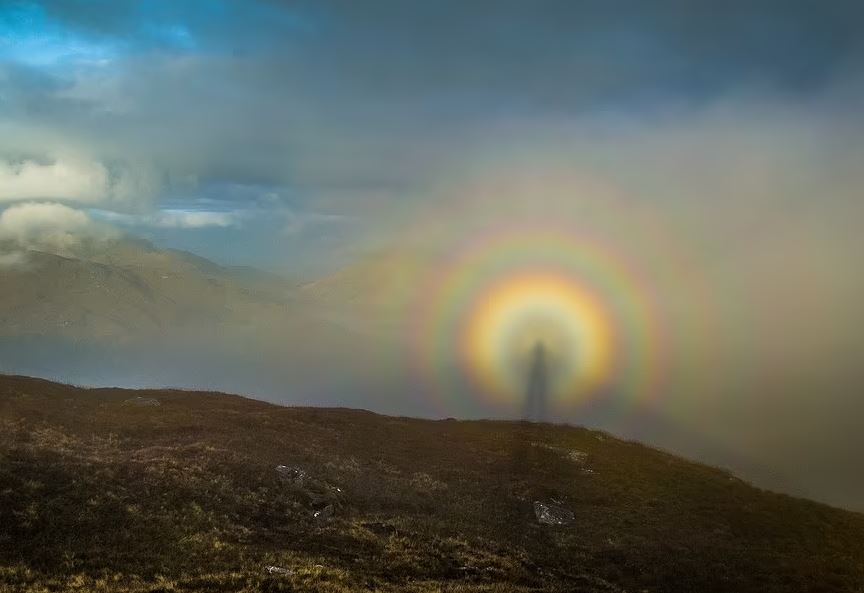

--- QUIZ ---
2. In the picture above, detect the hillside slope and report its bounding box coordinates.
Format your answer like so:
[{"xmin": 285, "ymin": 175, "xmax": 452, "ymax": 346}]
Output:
[
  {"xmin": 0, "ymin": 238, "xmax": 293, "ymax": 339},
  {"xmin": 1, "ymin": 375, "xmax": 863, "ymax": 593}
]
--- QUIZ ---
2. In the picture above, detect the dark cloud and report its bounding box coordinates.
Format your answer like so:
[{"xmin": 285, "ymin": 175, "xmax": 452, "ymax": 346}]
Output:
[
  {"xmin": 3, "ymin": 0, "xmax": 862, "ymax": 201},
  {"xmin": 38, "ymin": 1, "xmax": 864, "ymax": 94}
]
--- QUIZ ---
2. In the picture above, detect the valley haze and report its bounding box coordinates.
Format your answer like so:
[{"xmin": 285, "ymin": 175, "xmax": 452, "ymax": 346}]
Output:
[{"xmin": 0, "ymin": 237, "xmax": 857, "ymax": 513}]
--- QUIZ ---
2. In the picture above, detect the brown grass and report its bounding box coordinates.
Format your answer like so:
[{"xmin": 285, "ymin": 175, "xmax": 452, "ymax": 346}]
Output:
[{"xmin": 1, "ymin": 374, "xmax": 863, "ymax": 592}]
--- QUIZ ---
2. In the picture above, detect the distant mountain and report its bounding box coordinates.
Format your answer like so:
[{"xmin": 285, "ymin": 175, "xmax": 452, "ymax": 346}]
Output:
[
  {"xmin": 0, "ymin": 236, "xmax": 437, "ymax": 340},
  {"xmin": 0, "ymin": 239, "xmax": 415, "ymax": 415},
  {"xmin": 0, "ymin": 237, "xmax": 294, "ymax": 339},
  {"xmin": 297, "ymin": 249, "xmax": 431, "ymax": 309},
  {"xmin": 2, "ymin": 374, "xmax": 863, "ymax": 593},
  {"xmin": 292, "ymin": 249, "xmax": 435, "ymax": 337}
]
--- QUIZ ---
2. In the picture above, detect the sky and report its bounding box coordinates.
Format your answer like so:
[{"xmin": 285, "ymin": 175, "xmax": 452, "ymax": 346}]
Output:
[
  {"xmin": 1, "ymin": 0, "xmax": 861, "ymax": 271},
  {"xmin": 2, "ymin": 1, "xmax": 864, "ymax": 509}
]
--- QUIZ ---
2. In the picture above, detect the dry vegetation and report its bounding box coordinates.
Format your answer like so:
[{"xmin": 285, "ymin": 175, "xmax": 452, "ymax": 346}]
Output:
[{"xmin": 2, "ymin": 375, "xmax": 863, "ymax": 592}]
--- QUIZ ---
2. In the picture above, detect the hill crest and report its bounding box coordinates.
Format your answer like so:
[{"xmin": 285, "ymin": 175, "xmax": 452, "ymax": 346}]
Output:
[{"xmin": 1, "ymin": 374, "xmax": 863, "ymax": 592}]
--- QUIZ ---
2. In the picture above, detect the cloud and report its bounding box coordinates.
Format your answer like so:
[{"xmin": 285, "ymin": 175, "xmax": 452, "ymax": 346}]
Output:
[
  {"xmin": 151, "ymin": 210, "xmax": 237, "ymax": 229},
  {"xmin": 90, "ymin": 207, "xmax": 240, "ymax": 229},
  {"xmin": 0, "ymin": 201, "xmax": 117, "ymax": 252},
  {"xmin": 2, "ymin": 0, "xmax": 862, "ymax": 212},
  {"xmin": 0, "ymin": 156, "xmax": 158, "ymax": 206},
  {"xmin": 0, "ymin": 158, "xmax": 109, "ymax": 203}
]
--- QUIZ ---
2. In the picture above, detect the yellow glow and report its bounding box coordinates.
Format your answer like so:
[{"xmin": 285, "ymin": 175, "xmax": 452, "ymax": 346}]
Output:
[{"xmin": 463, "ymin": 274, "xmax": 614, "ymax": 405}]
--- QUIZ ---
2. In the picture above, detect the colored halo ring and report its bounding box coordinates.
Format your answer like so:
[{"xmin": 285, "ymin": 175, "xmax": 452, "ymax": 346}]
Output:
[{"xmin": 409, "ymin": 224, "xmax": 666, "ymax": 417}]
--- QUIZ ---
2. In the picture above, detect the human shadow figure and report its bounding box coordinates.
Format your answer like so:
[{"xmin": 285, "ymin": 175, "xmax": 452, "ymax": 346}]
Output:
[
  {"xmin": 512, "ymin": 342, "xmax": 552, "ymax": 475},
  {"xmin": 523, "ymin": 342, "xmax": 548, "ymax": 423}
]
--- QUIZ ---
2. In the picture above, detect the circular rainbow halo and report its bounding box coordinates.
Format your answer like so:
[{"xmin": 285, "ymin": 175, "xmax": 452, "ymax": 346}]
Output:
[
  {"xmin": 464, "ymin": 272, "xmax": 613, "ymax": 405},
  {"xmin": 411, "ymin": 226, "xmax": 663, "ymax": 415}
]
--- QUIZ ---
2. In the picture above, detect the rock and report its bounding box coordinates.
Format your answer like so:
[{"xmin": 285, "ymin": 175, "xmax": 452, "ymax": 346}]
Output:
[
  {"xmin": 534, "ymin": 500, "xmax": 575, "ymax": 526},
  {"xmin": 275, "ymin": 465, "xmax": 308, "ymax": 485},
  {"xmin": 313, "ymin": 504, "xmax": 334, "ymax": 521},
  {"xmin": 276, "ymin": 465, "xmax": 343, "ymax": 513}
]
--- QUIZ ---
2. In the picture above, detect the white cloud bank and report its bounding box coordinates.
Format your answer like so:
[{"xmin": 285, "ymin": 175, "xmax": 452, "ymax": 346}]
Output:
[
  {"xmin": 0, "ymin": 158, "xmax": 157, "ymax": 206},
  {"xmin": 0, "ymin": 202, "xmax": 117, "ymax": 253}
]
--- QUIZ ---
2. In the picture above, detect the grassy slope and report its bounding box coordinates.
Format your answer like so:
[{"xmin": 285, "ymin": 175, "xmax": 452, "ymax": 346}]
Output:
[{"xmin": 1, "ymin": 375, "xmax": 863, "ymax": 593}]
